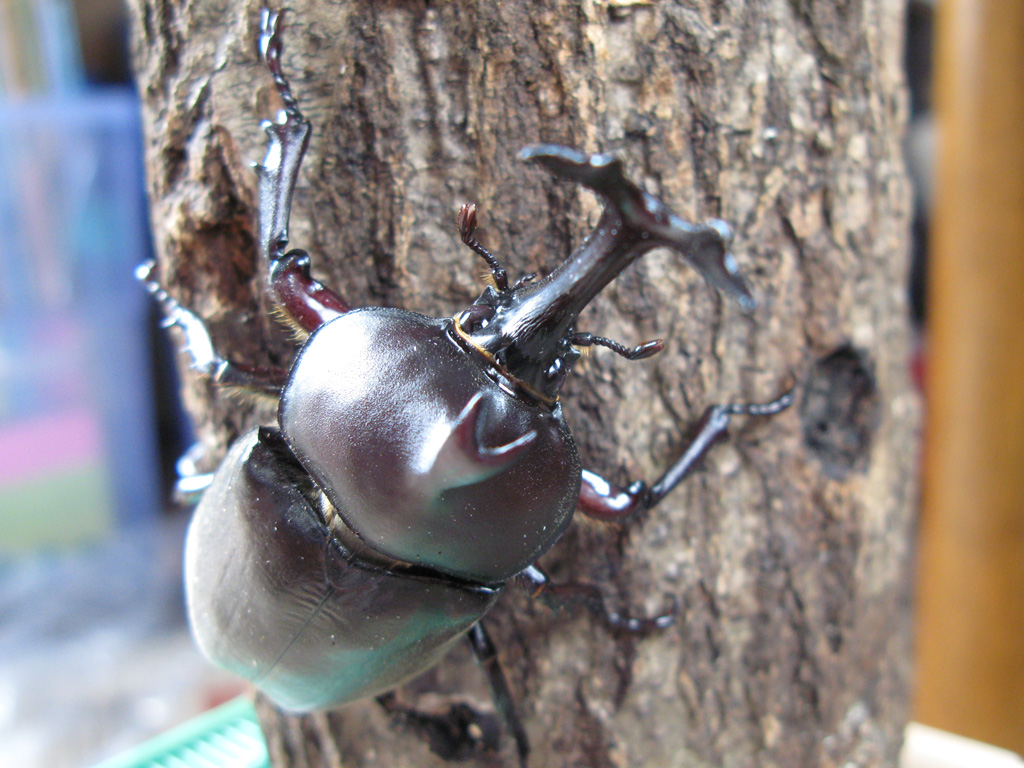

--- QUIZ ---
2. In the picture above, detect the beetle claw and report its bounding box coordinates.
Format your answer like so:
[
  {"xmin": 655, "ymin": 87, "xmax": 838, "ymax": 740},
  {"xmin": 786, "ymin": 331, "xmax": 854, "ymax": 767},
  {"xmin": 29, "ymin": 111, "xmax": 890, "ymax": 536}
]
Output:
[
  {"xmin": 259, "ymin": 7, "xmax": 303, "ymax": 121},
  {"xmin": 721, "ymin": 381, "xmax": 797, "ymax": 417},
  {"xmin": 652, "ymin": 594, "xmax": 679, "ymax": 630}
]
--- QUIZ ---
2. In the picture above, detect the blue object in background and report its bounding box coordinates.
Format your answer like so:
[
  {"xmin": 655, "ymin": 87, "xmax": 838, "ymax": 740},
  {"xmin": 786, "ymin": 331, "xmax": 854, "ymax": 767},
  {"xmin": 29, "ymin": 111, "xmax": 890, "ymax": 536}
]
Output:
[{"xmin": 0, "ymin": 88, "xmax": 159, "ymax": 549}]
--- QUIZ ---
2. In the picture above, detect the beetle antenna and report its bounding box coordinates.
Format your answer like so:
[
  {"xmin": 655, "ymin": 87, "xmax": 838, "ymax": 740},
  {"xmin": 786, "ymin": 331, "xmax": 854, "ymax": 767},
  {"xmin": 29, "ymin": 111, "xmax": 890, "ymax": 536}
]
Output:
[
  {"xmin": 259, "ymin": 8, "xmax": 303, "ymax": 121},
  {"xmin": 571, "ymin": 332, "xmax": 665, "ymax": 361},
  {"xmin": 458, "ymin": 203, "xmax": 509, "ymax": 291}
]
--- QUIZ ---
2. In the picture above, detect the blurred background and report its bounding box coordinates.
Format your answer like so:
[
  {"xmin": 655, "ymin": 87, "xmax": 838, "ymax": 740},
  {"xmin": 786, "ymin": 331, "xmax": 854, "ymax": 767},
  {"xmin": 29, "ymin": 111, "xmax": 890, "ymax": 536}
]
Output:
[
  {"xmin": 0, "ymin": 2, "xmax": 244, "ymax": 767},
  {"xmin": 0, "ymin": 0, "xmax": 1019, "ymax": 766}
]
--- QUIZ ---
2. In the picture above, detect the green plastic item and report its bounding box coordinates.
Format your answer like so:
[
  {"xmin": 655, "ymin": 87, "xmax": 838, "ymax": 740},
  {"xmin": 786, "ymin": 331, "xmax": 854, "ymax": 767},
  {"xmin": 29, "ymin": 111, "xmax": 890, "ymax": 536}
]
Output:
[{"xmin": 93, "ymin": 696, "xmax": 270, "ymax": 768}]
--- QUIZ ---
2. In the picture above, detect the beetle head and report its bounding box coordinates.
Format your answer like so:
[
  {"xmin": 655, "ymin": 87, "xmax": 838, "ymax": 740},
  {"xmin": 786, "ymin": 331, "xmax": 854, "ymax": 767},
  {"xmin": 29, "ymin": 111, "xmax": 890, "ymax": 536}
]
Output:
[{"xmin": 453, "ymin": 146, "xmax": 754, "ymax": 407}]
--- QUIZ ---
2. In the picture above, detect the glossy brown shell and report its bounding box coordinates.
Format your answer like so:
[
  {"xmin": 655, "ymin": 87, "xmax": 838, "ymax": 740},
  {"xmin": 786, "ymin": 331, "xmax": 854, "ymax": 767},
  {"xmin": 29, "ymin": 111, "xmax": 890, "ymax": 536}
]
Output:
[
  {"xmin": 279, "ymin": 308, "xmax": 582, "ymax": 583},
  {"xmin": 186, "ymin": 428, "xmax": 501, "ymax": 712}
]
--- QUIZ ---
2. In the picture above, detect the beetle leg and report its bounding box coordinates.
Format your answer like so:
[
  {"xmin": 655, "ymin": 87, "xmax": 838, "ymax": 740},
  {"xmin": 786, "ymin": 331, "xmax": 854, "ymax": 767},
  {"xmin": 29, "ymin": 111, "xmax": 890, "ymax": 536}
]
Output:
[
  {"xmin": 257, "ymin": 9, "xmax": 350, "ymax": 337},
  {"xmin": 517, "ymin": 565, "xmax": 676, "ymax": 635},
  {"xmin": 266, "ymin": 250, "xmax": 351, "ymax": 337},
  {"xmin": 138, "ymin": 261, "xmax": 288, "ymax": 396},
  {"xmin": 571, "ymin": 332, "xmax": 664, "ymax": 361},
  {"xmin": 466, "ymin": 623, "xmax": 529, "ymax": 768},
  {"xmin": 577, "ymin": 385, "xmax": 796, "ymax": 522}
]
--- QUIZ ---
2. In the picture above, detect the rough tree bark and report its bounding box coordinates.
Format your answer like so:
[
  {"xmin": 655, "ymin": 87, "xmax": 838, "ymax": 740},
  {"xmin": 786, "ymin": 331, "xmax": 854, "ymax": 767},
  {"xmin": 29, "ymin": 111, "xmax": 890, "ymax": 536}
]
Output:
[{"xmin": 128, "ymin": 1, "xmax": 917, "ymax": 766}]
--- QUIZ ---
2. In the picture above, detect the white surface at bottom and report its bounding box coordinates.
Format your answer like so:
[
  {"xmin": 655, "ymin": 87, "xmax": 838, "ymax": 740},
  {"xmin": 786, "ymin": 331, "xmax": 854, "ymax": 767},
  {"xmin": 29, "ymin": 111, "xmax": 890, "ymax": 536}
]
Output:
[{"xmin": 901, "ymin": 723, "xmax": 1024, "ymax": 768}]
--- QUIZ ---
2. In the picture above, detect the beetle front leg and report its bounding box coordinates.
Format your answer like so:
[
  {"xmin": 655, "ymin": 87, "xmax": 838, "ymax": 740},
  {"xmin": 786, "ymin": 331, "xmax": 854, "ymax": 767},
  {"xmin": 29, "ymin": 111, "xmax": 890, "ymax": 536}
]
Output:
[
  {"xmin": 577, "ymin": 386, "xmax": 795, "ymax": 521},
  {"xmin": 257, "ymin": 9, "xmax": 350, "ymax": 336},
  {"xmin": 138, "ymin": 261, "xmax": 288, "ymax": 396}
]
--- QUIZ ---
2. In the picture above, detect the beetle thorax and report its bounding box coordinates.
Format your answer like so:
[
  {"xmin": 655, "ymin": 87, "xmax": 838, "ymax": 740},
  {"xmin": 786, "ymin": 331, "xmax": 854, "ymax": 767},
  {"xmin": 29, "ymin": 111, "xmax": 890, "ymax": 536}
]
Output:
[{"xmin": 279, "ymin": 307, "xmax": 581, "ymax": 583}]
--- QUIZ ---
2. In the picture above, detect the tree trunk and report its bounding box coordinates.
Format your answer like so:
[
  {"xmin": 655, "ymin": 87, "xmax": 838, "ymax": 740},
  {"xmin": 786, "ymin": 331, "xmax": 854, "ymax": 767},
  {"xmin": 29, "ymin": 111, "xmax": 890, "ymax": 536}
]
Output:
[{"xmin": 128, "ymin": 1, "xmax": 917, "ymax": 766}]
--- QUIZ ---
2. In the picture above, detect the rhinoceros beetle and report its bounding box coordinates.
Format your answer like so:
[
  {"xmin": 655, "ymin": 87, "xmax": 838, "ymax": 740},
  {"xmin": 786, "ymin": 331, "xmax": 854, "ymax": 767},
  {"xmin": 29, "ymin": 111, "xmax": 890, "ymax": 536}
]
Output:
[{"xmin": 142, "ymin": 9, "xmax": 793, "ymax": 766}]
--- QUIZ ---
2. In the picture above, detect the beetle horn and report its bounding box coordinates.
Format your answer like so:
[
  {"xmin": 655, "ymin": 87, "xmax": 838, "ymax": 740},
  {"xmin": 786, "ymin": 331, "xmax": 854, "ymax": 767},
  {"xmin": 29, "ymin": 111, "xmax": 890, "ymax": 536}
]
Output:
[
  {"xmin": 463, "ymin": 146, "xmax": 755, "ymax": 403},
  {"xmin": 517, "ymin": 145, "xmax": 754, "ymax": 313}
]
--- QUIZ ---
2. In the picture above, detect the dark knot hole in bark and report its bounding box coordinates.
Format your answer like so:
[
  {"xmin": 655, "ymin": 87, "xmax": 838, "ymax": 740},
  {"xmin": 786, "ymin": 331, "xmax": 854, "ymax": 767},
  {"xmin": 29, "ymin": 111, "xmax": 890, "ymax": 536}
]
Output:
[{"xmin": 800, "ymin": 345, "xmax": 880, "ymax": 480}]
